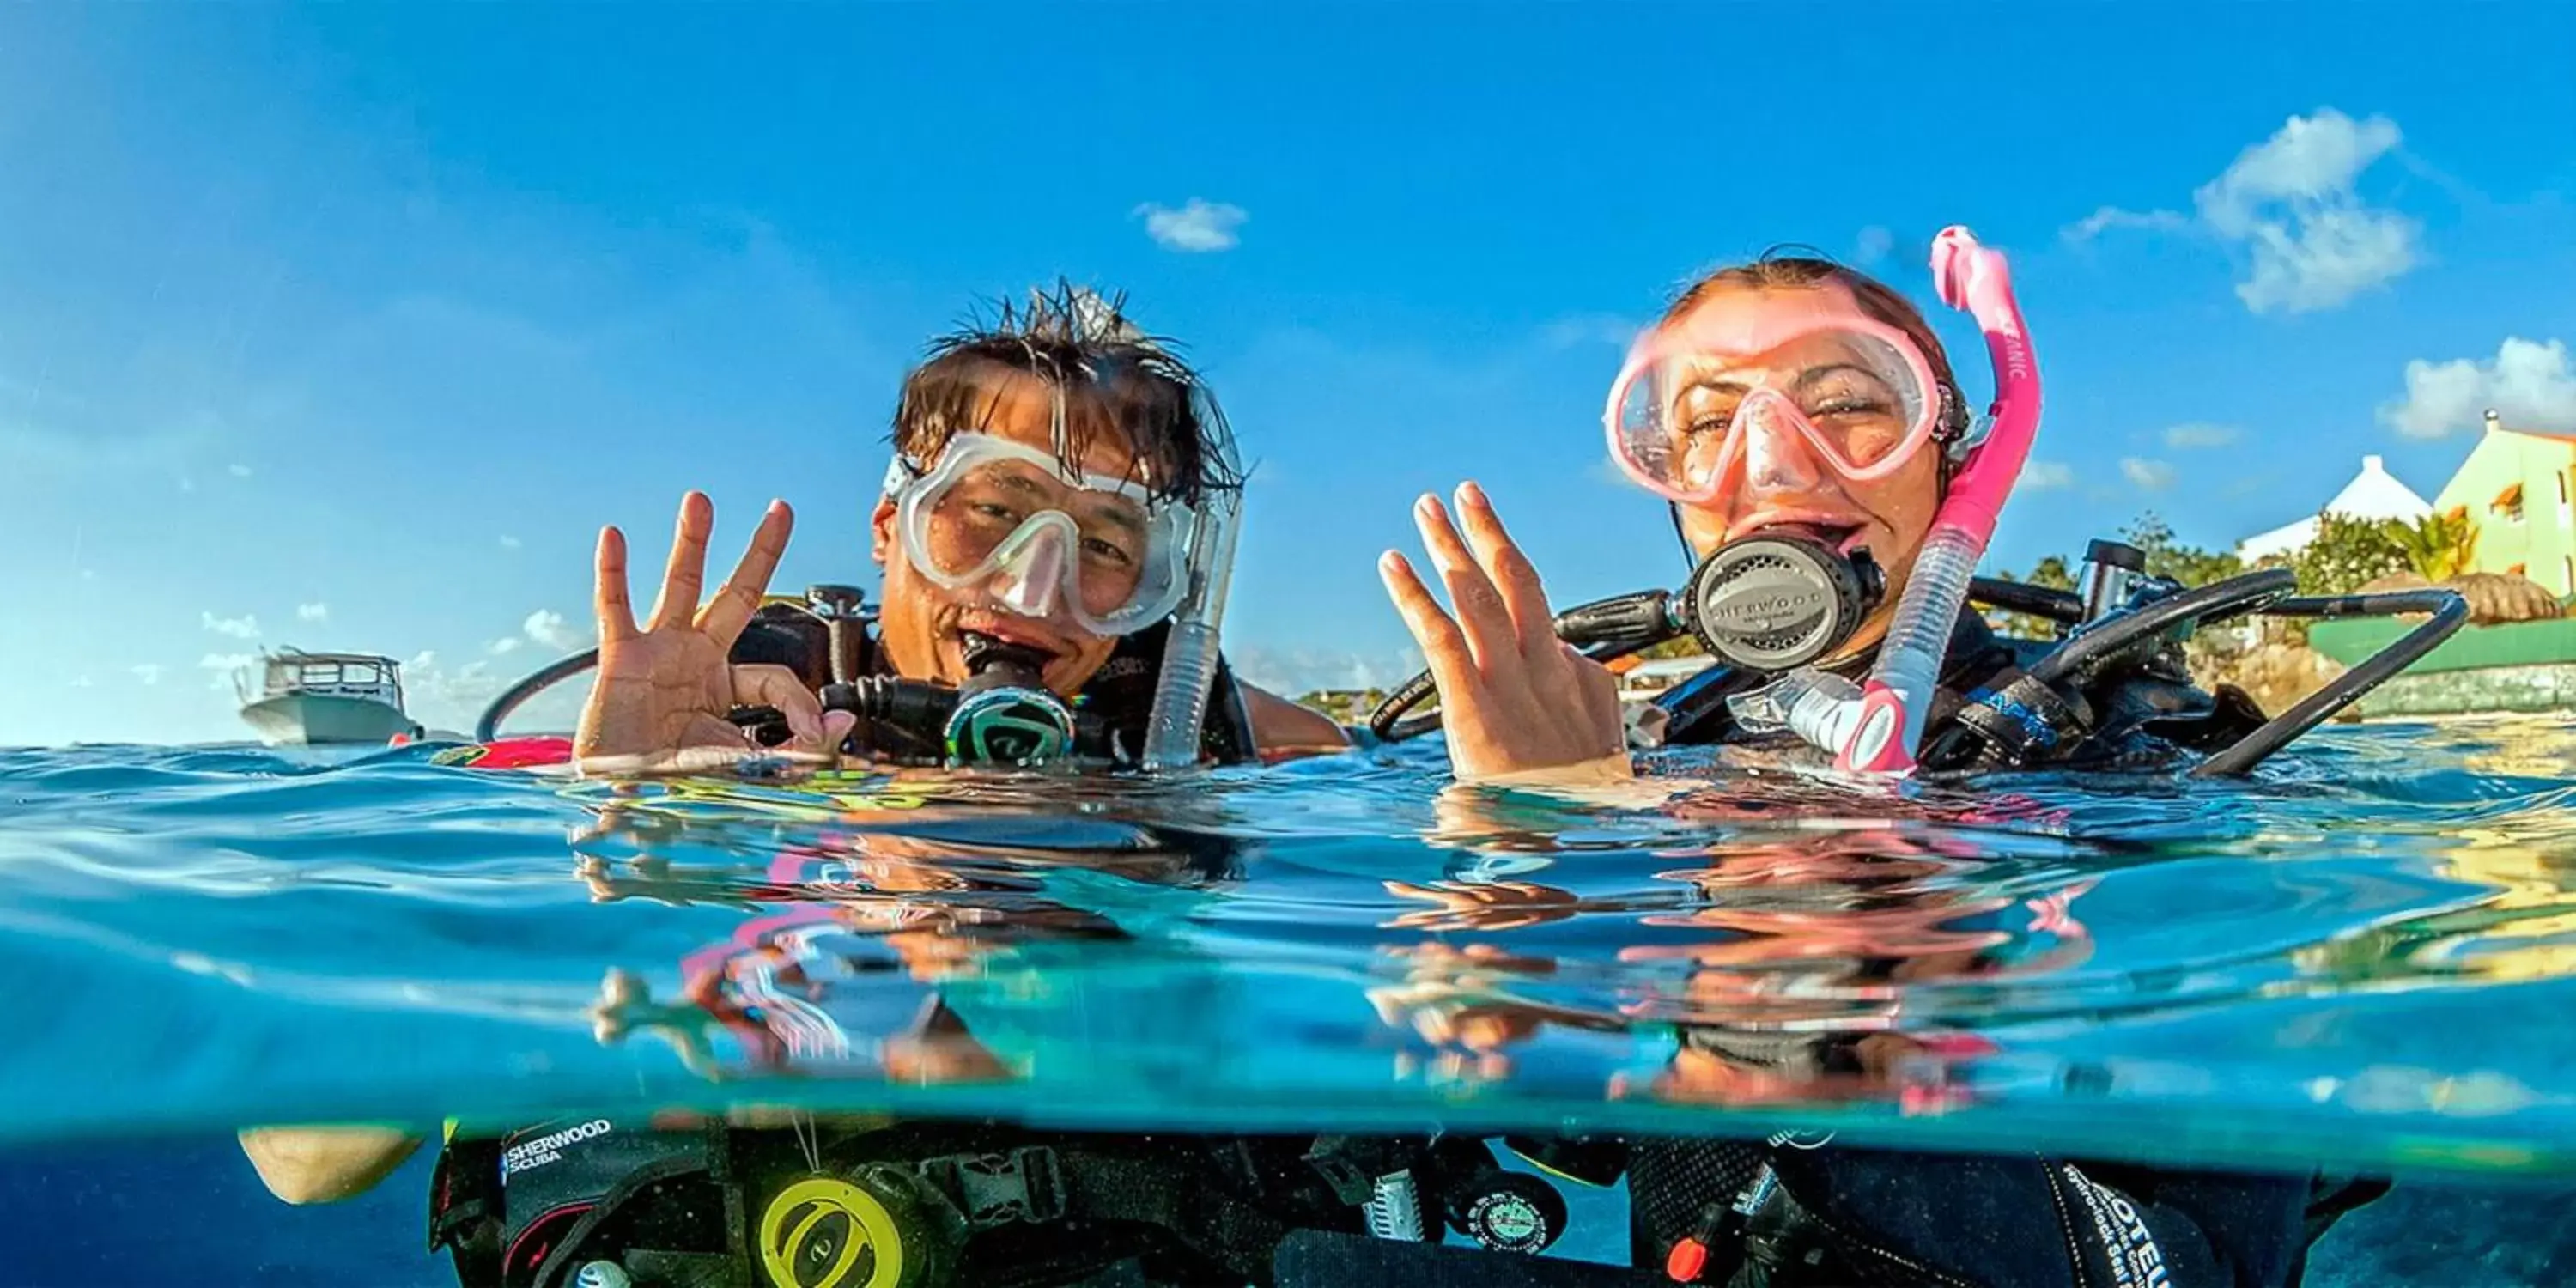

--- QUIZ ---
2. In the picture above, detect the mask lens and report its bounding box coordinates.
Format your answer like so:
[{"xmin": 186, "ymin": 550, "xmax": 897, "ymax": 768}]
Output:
[
  {"xmin": 1783, "ymin": 331, "xmax": 1927, "ymax": 471},
  {"xmin": 900, "ymin": 436, "xmax": 1193, "ymax": 635},
  {"xmin": 920, "ymin": 456, "xmax": 1152, "ymax": 618},
  {"xmin": 1607, "ymin": 325, "xmax": 1937, "ymax": 496}
]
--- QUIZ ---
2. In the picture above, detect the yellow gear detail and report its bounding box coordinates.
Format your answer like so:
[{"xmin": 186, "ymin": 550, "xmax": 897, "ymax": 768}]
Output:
[{"xmin": 758, "ymin": 1176, "xmax": 905, "ymax": 1288}]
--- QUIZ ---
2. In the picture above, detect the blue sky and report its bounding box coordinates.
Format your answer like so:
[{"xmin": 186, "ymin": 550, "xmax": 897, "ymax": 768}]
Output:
[{"xmin": 3, "ymin": 4, "xmax": 2573, "ymax": 745}]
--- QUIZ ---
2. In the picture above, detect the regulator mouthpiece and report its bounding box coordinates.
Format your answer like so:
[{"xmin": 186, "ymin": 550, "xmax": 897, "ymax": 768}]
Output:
[
  {"xmin": 1683, "ymin": 529, "xmax": 1885, "ymax": 673},
  {"xmin": 947, "ymin": 634, "xmax": 1075, "ymax": 766}
]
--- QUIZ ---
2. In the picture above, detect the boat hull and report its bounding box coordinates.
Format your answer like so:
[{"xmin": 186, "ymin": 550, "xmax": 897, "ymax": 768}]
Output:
[{"xmin": 239, "ymin": 694, "xmax": 417, "ymax": 746}]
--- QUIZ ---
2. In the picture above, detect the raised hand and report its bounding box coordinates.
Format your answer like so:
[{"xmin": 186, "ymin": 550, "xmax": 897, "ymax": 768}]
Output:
[
  {"xmin": 1378, "ymin": 482, "xmax": 1628, "ymax": 782},
  {"xmin": 574, "ymin": 492, "xmax": 854, "ymax": 772}
]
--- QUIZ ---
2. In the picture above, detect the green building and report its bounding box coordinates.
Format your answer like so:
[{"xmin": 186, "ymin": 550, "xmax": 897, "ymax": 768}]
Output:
[{"xmin": 2431, "ymin": 409, "xmax": 2576, "ymax": 598}]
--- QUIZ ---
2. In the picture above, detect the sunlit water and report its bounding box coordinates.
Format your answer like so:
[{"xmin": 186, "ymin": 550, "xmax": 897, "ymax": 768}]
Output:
[{"xmin": 7, "ymin": 717, "xmax": 2576, "ymax": 1282}]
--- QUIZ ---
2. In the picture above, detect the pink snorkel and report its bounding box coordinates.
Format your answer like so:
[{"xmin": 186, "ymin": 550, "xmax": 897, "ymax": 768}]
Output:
[{"xmin": 1726, "ymin": 226, "xmax": 2043, "ymax": 775}]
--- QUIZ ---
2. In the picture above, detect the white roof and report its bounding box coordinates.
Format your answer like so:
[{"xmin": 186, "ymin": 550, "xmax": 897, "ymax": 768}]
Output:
[{"xmin": 2236, "ymin": 454, "xmax": 2432, "ymax": 561}]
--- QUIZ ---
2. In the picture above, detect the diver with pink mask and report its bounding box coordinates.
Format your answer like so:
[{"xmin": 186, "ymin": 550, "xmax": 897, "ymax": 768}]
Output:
[
  {"xmin": 1372, "ymin": 229, "xmax": 2430, "ymax": 1286},
  {"xmin": 1372, "ymin": 228, "xmax": 2455, "ymax": 785}
]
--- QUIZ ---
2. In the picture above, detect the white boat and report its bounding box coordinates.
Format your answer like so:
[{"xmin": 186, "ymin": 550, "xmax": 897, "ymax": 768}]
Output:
[{"xmin": 234, "ymin": 648, "xmax": 423, "ymax": 746}]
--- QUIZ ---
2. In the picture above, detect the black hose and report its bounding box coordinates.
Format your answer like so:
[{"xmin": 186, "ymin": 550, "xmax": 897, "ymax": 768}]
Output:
[
  {"xmin": 2028, "ymin": 568, "xmax": 2299, "ymax": 688},
  {"xmin": 2192, "ymin": 588, "xmax": 2470, "ymax": 777},
  {"xmin": 1364, "ymin": 579, "xmax": 2083, "ymax": 744},
  {"xmin": 1969, "ymin": 576, "xmax": 2085, "ymax": 625},
  {"xmin": 474, "ymin": 648, "xmax": 600, "ymax": 743},
  {"xmin": 1365, "ymin": 591, "xmax": 1681, "ymax": 742},
  {"xmin": 1367, "ymin": 669, "xmax": 1443, "ymax": 742}
]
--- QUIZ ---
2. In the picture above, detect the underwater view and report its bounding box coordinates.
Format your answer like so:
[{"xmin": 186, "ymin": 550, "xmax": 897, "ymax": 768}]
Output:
[
  {"xmin": 9, "ymin": 3, "xmax": 2576, "ymax": 1285},
  {"xmin": 8, "ymin": 719, "xmax": 2576, "ymax": 1283}
]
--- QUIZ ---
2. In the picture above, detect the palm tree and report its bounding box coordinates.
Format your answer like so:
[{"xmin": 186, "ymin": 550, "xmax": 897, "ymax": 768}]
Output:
[{"xmin": 2386, "ymin": 507, "xmax": 2480, "ymax": 583}]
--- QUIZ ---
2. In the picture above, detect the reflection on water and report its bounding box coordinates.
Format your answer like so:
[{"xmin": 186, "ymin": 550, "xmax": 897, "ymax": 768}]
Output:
[{"xmin": 8, "ymin": 719, "xmax": 2576, "ymax": 1276}]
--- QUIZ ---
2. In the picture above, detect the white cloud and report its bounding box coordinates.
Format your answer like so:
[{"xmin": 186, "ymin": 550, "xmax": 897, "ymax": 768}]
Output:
[
  {"xmin": 2063, "ymin": 108, "xmax": 2419, "ymax": 313},
  {"xmin": 228, "ymin": 463, "xmax": 253, "ymax": 477},
  {"xmin": 2021, "ymin": 461, "xmax": 2076, "ymax": 490},
  {"xmin": 499, "ymin": 534, "xmax": 523, "ymax": 550},
  {"xmin": 2121, "ymin": 457, "xmax": 2178, "ymax": 490},
  {"xmin": 1540, "ymin": 313, "xmax": 1643, "ymax": 351},
  {"xmin": 1853, "ymin": 226, "xmax": 1895, "ymax": 267},
  {"xmin": 198, "ymin": 652, "xmax": 255, "ymax": 690},
  {"xmin": 70, "ymin": 675, "xmax": 93, "ymax": 689},
  {"xmin": 489, "ymin": 635, "xmax": 524, "ymax": 655},
  {"xmin": 201, "ymin": 611, "xmax": 260, "ymax": 640},
  {"xmin": 2064, "ymin": 206, "xmax": 2196, "ymax": 242},
  {"xmin": 2162, "ymin": 422, "xmax": 2240, "ymax": 449},
  {"xmin": 1133, "ymin": 198, "xmax": 1249, "ymax": 253},
  {"xmin": 2381, "ymin": 337, "xmax": 2576, "ymax": 439},
  {"xmin": 131, "ymin": 664, "xmax": 165, "ymax": 686},
  {"xmin": 522, "ymin": 608, "xmax": 586, "ymax": 651},
  {"xmin": 295, "ymin": 602, "xmax": 329, "ymax": 623}
]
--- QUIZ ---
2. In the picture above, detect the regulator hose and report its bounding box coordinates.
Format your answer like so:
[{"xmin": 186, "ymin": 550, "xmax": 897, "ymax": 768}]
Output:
[
  {"xmin": 2193, "ymin": 586, "xmax": 2469, "ymax": 777},
  {"xmin": 474, "ymin": 648, "xmax": 599, "ymax": 744}
]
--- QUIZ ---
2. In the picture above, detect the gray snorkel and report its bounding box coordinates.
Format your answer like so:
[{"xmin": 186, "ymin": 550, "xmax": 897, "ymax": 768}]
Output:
[
  {"xmin": 1057, "ymin": 283, "xmax": 1249, "ymax": 774},
  {"xmin": 1139, "ymin": 440, "xmax": 1246, "ymax": 772}
]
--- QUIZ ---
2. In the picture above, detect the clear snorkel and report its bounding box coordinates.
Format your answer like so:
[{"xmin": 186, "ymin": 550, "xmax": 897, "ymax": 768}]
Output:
[
  {"xmin": 1139, "ymin": 440, "xmax": 1247, "ymax": 772},
  {"xmin": 1728, "ymin": 226, "xmax": 2043, "ymax": 775}
]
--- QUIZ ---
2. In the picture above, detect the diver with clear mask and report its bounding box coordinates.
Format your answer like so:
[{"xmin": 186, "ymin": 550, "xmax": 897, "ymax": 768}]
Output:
[
  {"xmin": 557, "ymin": 282, "xmax": 1350, "ymax": 777},
  {"xmin": 234, "ymin": 286, "xmax": 1401, "ymax": 1288}
]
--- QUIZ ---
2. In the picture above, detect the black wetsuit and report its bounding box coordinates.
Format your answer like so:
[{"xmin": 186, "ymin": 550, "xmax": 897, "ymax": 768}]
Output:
[
  {"xmin": 1614, "ymin": 613, "xmax": 2371, "ymax": 1287},
  {"xmin": 1611, "ymin": 1137, "xmax": 2381, "ymax": 1288}
]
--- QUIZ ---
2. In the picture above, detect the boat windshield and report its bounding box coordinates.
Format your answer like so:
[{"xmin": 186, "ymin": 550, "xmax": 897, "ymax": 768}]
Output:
[{"xmin": 246, "ymin": 655, "xmax": 406, "ymax": 707}]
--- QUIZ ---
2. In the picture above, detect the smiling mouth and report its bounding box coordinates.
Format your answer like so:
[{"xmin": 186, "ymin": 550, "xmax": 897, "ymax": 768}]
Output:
[
  {"xmin": 1740, "ymin": 518, "xmax": 1867, "ymax": 554},
  {"xmin": 951, "ymin": 614, "xmax": 1070, "ymax": 665}
]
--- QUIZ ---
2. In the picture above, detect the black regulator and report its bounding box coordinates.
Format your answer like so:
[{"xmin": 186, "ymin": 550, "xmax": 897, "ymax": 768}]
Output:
[
  {"xmin": 1680, "ymin": 528, "xmax": 1886, "ymax": 673},
  {"xmin": 732, "ymin": 632, "xmax": 1097, "ymax": 769},
  {"xmin": 1369, "ymin": 526, "xmax": 1885, "ymax": 741}
]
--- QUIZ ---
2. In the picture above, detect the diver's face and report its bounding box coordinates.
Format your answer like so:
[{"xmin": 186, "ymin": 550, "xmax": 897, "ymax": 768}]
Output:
[
  {"xmin": 871, "ymin": 374, "xmax": 1131, "ymax": 696},
  {"xmin": 1668, "ymin": 284, "xmax": 1945, "ymax": 664}
]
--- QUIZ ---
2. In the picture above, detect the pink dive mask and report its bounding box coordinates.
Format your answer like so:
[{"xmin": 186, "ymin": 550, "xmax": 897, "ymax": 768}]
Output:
[{"xmin": 1604, "ymin": 301, "xmax": 1945, "ymax": 503}]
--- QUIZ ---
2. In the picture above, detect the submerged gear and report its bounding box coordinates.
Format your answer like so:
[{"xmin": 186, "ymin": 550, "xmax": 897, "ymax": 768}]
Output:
[
  {"xmin": 427, "ymin": 1119, "xmax": 1595, "ymax": 1288},
  {"xmin": 1612, "ymin": 1136, "xmax": 2348, "ymax": 1288},
  {"xmin": 1606, "ymin": 298, "xmax": 1964, "ymax": 501},
  {"xmin": 884, "ymin": 433, "xmax": 1200, "ymax": 638}
]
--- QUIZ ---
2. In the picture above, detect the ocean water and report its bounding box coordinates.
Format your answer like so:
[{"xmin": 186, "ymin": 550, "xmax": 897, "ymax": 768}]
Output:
[{"xmin": 6, "ymin": 719, "xmax": 2576, "ymax": 1283}]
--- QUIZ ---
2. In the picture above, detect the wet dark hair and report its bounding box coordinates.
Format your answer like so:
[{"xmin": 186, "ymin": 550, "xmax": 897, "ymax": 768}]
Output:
[
  {"xmin": 890, "ymin": 280, "xmax": 1242, "ymax": 508},
  {"xmin": 1662, "ymin": 245, "xmax": 1972, "ymax": 447}
]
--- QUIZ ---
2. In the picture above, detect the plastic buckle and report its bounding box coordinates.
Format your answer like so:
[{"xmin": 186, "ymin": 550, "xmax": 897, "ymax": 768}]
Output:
[{"xmin": 917, "ymin": 1146, "xmax": 1066, "ymax": 1230}]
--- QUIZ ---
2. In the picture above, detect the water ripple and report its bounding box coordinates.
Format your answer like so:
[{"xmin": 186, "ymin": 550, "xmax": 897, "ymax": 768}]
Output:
[{"xmin": 8, "ymin": 721, "xmax": 2576, "ymax": 1178}]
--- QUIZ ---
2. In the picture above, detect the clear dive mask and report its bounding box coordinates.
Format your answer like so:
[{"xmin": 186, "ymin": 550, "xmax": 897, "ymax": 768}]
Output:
[
  {"xmin": 1606, "ymin": 305, "xmax": 1945, "ymax": 503},
  {"xmin": 886, "ymin": 433, "xmax": 1197, "ymax": 636}
]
